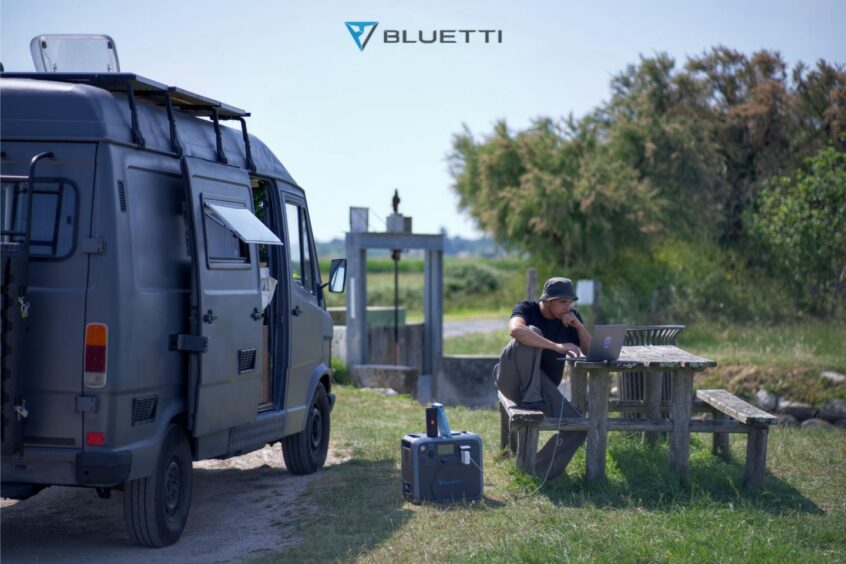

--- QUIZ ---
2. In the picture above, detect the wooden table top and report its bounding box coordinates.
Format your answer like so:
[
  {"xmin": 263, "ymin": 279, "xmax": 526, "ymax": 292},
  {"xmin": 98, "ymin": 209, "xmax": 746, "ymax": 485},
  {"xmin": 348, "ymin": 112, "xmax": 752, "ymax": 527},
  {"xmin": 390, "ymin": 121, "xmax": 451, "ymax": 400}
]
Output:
[{"xmin": 565, "ymin": 345, "xmax": 716, "ymax": 370}]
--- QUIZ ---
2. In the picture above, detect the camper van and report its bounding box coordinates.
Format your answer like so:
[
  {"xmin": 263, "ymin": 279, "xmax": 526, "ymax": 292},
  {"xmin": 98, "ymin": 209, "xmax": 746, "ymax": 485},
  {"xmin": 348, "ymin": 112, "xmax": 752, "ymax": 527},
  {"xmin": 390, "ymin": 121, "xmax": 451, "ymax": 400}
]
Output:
[{"xmin": 0, "ymin": 35, "xmax": 346, "ymax": 547}]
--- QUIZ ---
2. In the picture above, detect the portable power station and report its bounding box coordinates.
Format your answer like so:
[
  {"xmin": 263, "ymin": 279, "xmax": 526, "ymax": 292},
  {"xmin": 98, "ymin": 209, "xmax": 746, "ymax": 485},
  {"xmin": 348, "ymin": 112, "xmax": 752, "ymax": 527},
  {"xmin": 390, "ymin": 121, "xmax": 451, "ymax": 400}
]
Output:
[{"xmin": 401, "ymin": 431, "xmax": 483, "ymax": 503}]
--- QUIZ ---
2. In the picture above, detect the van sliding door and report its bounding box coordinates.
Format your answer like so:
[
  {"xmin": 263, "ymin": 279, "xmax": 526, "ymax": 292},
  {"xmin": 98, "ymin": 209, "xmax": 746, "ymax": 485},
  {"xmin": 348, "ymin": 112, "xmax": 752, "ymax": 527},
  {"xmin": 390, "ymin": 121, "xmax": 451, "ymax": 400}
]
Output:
[{"xmin": 181, "ymin": 158, "xmax": 282, "ymax": 437}]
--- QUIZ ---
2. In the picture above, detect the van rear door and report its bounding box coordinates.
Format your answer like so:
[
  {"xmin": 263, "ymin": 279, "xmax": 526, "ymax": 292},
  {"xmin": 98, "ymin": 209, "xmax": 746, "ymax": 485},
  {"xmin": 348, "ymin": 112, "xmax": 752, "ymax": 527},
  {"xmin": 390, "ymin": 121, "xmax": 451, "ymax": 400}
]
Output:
[{"xmin": 181, "ymin": 158, "xmax": 282, "ymax": 437}]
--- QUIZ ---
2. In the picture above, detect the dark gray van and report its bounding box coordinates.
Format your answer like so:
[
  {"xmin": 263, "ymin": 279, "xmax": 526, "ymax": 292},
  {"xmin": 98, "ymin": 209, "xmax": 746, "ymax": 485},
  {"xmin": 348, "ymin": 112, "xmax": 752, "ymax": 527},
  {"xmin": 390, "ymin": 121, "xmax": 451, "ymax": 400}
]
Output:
[{"xmin": 1, "ymin": 65, "xmax": 346, "ymax": 546}]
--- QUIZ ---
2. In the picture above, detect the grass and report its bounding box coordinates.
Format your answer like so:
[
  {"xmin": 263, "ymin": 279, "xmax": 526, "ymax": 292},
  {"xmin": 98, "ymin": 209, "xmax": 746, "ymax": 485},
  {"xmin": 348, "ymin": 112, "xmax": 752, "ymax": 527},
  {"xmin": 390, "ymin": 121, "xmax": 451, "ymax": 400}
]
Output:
[{"xmin": 265, "ymin": 387, "xmax": 846, "ymax": 562}]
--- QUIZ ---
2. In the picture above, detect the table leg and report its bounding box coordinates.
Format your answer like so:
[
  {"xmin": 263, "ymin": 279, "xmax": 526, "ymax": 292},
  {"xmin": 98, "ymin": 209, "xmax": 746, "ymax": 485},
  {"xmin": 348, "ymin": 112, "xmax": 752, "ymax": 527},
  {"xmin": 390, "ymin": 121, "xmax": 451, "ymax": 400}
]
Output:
[
  {"xmin": 571, "ymin": 367, "xmax": 587, "ymax": 414},
  {"xmin": 669, "ymin": 369, "xmax": 693, "ymax": 483},
  {"xmin": 643, "ymin": 371, "xmax": 662, "ymax": 446},
  {"xmin": 586, "ymin": 368, "xmax": 610, "ymax": 483}
]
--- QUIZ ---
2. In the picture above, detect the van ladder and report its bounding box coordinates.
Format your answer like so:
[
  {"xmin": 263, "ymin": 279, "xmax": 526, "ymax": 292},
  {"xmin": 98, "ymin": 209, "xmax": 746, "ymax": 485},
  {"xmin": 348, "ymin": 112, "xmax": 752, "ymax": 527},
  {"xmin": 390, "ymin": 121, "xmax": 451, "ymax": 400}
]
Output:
[{"xmin": 1, "ymin": 152, "xmax": 53, "ymax": 455}]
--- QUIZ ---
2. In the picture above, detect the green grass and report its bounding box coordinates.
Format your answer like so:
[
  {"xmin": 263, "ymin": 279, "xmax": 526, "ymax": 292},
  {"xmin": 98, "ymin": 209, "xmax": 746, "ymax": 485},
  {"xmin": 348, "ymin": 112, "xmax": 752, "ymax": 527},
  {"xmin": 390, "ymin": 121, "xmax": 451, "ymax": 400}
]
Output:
[
  {"xmin": 677, "ymin": 320, "xmax": 846, "ymax": 373},
  {"xmin": 265, "ymin": 387, "xmax": 846, "ymax": 562}
]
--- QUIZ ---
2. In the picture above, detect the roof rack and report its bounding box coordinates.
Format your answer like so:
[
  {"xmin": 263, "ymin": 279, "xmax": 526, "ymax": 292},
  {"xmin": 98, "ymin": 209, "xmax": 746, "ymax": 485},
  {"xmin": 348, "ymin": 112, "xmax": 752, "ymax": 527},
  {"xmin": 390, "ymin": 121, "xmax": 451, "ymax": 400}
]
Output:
[{"xmin": 0, "ymin": 72, "xmax": 255, "ymax": 171}]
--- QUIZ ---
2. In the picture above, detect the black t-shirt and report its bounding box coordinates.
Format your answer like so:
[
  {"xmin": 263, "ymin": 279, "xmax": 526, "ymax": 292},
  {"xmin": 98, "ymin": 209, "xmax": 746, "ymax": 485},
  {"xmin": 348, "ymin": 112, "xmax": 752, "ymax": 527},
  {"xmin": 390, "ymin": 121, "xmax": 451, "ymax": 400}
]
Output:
[{"xmin": 510, "ymin": 301, "xmax": 583, "ymax": 385}]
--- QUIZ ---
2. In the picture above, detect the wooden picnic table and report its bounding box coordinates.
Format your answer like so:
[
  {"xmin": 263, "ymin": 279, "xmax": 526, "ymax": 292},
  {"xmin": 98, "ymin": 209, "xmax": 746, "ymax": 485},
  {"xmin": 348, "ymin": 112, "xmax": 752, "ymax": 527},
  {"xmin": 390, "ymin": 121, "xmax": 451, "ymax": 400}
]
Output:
[{"xmin": 566, "ymin": 345, "xmax": 717, "ymax": 482}]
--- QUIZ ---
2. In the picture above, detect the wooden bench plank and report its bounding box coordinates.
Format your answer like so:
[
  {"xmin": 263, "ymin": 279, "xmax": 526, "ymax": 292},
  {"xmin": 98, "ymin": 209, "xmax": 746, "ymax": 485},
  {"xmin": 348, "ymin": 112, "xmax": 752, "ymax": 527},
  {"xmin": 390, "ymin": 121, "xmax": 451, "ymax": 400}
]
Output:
[
  {"xmin": 533, "ymin": 417, "xmax": 754, "ymax": 433},
  {"xmin": 498, "ymin": 391, "xmax": 545, "ymax": 422},
  {"xmin": 697, "ymin": 389, "xmax": 778, "ymax": 425}
]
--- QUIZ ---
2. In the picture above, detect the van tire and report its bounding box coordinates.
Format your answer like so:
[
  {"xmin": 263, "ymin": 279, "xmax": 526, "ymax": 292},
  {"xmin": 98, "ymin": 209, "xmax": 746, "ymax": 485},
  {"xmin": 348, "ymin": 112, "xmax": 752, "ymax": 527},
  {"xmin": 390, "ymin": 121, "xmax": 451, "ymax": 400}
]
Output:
[
  {"xmin": 282, "ymin": 383, "xmax": 330, "ymax": 475},
  {"xmin": 123, "ymin": 424, "xmax": 193, "ymax": 547}
]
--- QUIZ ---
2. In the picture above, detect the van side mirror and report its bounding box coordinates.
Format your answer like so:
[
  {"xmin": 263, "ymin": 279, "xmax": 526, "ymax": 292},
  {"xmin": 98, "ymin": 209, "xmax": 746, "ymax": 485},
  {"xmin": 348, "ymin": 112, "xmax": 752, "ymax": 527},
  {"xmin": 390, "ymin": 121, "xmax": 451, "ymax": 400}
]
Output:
[{"xmin": 327, "ymin": 258, "xmax": 347, "ymax": 293}]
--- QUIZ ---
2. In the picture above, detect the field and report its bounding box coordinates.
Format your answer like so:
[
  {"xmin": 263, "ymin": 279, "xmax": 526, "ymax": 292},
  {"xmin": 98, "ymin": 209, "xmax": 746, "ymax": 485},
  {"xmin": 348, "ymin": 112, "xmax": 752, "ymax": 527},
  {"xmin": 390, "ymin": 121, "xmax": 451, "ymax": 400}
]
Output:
[
  {"xmin": 266, "ymin": 386, "xmax": 846, "ymax": 562},
  {"xmin": 293, "ymin": 257, "xmax": 846, "ymax": 561}
]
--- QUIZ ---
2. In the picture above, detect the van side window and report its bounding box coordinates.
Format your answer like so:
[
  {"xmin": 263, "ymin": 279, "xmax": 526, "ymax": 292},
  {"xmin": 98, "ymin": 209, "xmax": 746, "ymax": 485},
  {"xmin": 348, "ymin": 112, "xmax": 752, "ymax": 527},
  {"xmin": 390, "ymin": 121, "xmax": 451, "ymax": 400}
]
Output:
[
  {"xmin": 285, "ymin": 202, "xmax": 313, "ymax": 293},
  {"xmin": 204, "ymin": 204, "xmax": 249, "ymax": 264},
  {"xmin": 1, "ymin": 180, "xmax": 78, "ymax": 259}
]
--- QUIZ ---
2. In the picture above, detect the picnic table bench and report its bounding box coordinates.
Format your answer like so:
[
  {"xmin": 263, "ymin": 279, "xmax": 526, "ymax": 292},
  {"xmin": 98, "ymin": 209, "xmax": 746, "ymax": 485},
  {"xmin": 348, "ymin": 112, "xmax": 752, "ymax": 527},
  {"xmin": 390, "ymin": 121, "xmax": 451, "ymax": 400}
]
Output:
[{"xmin": 499, "ymin": 345, "xmax": 778, "ymax": 489}]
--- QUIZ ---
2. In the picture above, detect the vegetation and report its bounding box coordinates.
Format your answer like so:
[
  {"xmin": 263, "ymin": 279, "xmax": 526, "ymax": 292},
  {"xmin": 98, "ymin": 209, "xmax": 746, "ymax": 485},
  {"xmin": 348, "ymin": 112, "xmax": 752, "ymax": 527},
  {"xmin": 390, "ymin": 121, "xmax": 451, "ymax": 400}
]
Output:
[
  {"xmin": 746, "ymin": 147, "xmax": 846, "ymax": 315},
  {"xmin": 449, "ymin": 49, "xmax": 846, "ymax": 322},
  {"xmin": 268, "ymin": 387, "xmax": 846, "ymax": 562}
]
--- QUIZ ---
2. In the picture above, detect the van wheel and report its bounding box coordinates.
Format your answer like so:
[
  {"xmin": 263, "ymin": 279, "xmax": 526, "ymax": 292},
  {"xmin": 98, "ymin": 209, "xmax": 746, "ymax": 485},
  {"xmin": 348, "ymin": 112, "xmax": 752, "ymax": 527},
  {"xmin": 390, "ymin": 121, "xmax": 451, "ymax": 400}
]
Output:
[
  {"xmin": 123, "ymin": 424, "xmax": 193, "ymax": 547},
  {"xmin": 282, "ymin": 383, "xmax": 330, "ymax": 475}
]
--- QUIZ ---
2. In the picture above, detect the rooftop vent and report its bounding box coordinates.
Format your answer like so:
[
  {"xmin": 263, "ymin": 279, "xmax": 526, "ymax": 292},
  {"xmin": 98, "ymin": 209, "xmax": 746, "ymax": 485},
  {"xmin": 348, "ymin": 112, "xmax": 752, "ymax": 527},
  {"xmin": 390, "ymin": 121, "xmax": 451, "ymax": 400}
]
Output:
[{"xmin": 30, "ymin": 34, "xmax": 120, "ymax": 73}]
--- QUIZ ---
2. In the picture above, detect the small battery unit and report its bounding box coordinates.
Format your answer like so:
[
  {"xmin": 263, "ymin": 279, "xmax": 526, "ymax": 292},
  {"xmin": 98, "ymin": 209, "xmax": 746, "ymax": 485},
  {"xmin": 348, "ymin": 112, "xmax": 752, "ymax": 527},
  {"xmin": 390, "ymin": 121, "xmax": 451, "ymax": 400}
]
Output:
[{"xmin": 401, "ymin": 431, "xmax": 483, "ymax": 503}]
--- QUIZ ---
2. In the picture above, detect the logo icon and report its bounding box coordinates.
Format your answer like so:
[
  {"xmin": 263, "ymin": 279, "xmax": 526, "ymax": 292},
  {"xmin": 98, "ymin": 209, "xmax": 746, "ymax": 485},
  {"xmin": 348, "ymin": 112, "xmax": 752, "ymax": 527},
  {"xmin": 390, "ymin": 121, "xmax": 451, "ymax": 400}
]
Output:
[
  {"xmin": 603, "ymin": 336, "xmax": 612, "ymax": 349},
  {"xmin": 345, "ymin": 21, "xmax": 379, "ymax": 51}
]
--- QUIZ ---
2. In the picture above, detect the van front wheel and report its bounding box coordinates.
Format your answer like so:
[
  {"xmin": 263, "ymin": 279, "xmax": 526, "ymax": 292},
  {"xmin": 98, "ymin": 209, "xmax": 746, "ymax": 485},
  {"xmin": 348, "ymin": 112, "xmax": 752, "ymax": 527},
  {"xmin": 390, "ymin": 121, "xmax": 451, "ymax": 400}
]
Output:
[
  {"xmin": 282, "ymin": 383, "xmax": 330, "ymax": 475},
  {"xmin": 123, "ymin": 424, "xmax": 193, "ymax": 547}
]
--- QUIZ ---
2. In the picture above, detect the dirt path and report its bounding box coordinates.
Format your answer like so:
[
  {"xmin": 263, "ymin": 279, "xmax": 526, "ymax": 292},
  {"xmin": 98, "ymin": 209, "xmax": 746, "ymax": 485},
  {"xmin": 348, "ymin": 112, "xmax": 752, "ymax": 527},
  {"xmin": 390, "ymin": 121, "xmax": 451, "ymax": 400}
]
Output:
[{"xmin": 1, "ymin": 444, "xmax": 346, "ymax": 563}]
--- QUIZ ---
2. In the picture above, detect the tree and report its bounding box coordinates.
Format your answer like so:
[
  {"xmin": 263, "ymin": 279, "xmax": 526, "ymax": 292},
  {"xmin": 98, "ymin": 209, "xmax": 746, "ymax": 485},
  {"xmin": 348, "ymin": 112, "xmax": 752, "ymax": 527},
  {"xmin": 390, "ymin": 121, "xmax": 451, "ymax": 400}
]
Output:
[
  {"xmin": 449, "ymin": 49, "xmax": 846, "ymax": 271},
  {"xmin": 746, "ymin": 146, "xmax": 846, "ymax": 314},
  {"xmin": 449, "ymin": 118, "xmax": 661, "ymax": 271}
]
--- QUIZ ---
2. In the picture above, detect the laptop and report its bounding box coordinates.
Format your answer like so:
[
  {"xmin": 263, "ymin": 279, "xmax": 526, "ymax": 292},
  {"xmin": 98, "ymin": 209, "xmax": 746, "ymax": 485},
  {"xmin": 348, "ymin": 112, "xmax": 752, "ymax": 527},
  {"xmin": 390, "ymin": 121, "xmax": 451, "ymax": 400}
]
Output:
[{"xmin": 569, "ymin": 324, "xmax": 627, "ymax": 362}]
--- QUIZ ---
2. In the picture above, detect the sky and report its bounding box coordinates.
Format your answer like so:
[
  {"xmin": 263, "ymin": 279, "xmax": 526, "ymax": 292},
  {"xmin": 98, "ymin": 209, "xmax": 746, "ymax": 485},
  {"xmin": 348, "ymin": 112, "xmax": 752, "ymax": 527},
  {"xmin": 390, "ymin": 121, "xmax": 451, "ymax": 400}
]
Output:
[{"xmin": 2, "ymin": 0, "xmax": 845, "ymax": 242}]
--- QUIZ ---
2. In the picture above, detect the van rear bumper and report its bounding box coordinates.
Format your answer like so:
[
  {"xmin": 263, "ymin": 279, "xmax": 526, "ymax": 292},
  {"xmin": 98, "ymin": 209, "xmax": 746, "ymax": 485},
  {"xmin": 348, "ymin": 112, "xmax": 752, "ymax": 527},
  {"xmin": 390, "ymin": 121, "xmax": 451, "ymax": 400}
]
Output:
[
  {"xmin": 1, "ymin": 448, "xmax": 132, "ymax": 488},
  {"xmin": 76, "ymin": 450, "xmax": 132, "ymax": 486}
]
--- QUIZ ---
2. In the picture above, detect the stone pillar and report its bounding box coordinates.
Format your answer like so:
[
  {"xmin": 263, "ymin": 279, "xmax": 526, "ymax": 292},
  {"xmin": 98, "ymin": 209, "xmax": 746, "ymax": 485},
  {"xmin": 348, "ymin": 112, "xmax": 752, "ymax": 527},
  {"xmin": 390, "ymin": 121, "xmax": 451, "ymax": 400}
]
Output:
[
  {"xmin": 345, "ymin": 234, "xmax": 368, "ymax": 367},
  {"xmin": 424, "ymin": 249, "xmax": 443, "ymax": 395}
]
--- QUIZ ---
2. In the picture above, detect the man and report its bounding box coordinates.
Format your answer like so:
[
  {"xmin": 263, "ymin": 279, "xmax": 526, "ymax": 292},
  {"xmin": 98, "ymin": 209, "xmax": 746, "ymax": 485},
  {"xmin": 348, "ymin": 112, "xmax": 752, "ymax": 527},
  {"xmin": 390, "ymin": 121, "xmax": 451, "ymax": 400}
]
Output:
[{"xmin": 494, "ymin": 276, "xmax": 591, "ymax": 478}]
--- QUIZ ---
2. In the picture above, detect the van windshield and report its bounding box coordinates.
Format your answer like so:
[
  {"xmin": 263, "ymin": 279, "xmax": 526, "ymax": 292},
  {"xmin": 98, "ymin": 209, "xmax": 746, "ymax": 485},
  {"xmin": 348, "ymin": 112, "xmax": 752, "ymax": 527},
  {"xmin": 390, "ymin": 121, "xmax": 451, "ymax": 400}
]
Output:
[{"xmin": 1, "ymin": 180, "xmax": 78, "ymax": 259}]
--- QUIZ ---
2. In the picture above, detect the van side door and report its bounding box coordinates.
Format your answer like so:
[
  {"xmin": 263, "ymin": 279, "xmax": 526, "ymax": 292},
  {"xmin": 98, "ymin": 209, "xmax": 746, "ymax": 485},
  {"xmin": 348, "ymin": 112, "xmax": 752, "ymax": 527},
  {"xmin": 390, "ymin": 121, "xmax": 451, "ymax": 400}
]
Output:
[
  {"xmin": 281, "ymin": 194, "xmax": 323, "ymax": 412},
  {"xmin": 181, "ymin": 158, "xmax": 282, "ymax": 436}
]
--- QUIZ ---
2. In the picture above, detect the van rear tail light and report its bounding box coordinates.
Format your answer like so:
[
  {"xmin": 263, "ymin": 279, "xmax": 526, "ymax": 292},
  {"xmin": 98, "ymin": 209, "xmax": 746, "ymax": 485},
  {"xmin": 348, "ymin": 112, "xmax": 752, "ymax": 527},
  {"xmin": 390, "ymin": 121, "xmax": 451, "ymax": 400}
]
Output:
[
  {"xmin": 84, "ymin": 323, "xmax": 108, "ymax": 388},
  {"xmin": 86, "ymin": 432, "xmax": 105, "ymax": 446}
]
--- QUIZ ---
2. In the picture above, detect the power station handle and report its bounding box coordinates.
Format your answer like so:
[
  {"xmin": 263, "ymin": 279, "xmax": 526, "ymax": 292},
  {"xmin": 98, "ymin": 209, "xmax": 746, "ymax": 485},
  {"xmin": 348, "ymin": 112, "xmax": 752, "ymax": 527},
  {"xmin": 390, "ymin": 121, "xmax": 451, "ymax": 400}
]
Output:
[{"xmin": 292, "ymin": 305, "xmax": 302, "ymax": 317}]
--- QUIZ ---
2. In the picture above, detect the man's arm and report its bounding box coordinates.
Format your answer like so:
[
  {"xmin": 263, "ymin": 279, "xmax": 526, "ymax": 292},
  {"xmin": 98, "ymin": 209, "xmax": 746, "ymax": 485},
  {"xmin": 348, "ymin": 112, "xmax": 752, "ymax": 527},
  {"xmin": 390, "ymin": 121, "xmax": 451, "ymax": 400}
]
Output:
[
  {"xmin": 561, "ymin": 312, "xmax": 592, "ymax": 354},
  {"xmin": 508, "ymin": 316, "xmax": 581, "ymax": 357}
]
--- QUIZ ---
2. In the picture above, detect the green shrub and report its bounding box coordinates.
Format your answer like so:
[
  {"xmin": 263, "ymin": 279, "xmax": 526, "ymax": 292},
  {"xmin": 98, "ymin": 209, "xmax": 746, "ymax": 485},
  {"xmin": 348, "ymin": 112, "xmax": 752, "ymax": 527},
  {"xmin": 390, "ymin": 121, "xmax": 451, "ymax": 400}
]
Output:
[
  {"xmin": 331, "ymin": 358, "xmax": 352, "ymax": 385},
  {"xmin": 599, "ymin": 239, "xmax": 793, "ymax": 324},
  {"xmin": 444, "ymin": 262, "xmax": 500, "ymax": 296}
]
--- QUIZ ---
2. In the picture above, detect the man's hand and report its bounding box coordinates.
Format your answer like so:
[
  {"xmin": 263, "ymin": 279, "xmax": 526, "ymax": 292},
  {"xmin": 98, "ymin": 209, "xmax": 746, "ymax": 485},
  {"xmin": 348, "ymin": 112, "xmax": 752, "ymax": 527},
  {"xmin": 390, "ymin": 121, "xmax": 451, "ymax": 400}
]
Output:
[
  {"xmin": 560, "ymin": 311, "xmax": 582, "ymax": 328},
  {"xmin": 552, "ymin": 342, "xmax": 581, "ymax": 357}
]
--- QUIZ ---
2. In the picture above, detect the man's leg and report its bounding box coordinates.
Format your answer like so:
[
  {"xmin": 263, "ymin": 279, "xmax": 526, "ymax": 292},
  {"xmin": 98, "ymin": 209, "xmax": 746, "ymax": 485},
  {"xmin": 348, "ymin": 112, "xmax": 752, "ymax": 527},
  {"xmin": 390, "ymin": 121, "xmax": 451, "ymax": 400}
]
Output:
[
  {"xmin": 493, "ymin": 328, "xmax": 544, "ymax": 405},
  {"xmin": 534, "ymin": 375, "xmax": 587, "ymax": 480}
]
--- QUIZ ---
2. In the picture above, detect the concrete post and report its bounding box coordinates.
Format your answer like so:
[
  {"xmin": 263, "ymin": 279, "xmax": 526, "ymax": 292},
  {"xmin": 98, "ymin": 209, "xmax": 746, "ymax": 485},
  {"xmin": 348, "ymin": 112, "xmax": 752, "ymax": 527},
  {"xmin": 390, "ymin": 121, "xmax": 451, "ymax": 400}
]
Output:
[
  {"xmin": 345, "ymin": 234, "xmax": 368, "ymax": 367},
  {"xmin": 424, "ymin": 249, "xmax": 443, "ymax": 395}
]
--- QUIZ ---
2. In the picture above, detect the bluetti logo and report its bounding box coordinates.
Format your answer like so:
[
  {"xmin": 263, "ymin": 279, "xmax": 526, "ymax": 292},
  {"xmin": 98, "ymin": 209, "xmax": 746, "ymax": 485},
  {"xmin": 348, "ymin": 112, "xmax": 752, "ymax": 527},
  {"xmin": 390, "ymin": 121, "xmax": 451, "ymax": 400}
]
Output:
[
  {"xmin": 345, "ymin": 21, "xmax": 379, "ymax": 51},
  {"xmin": 345, "ymin": 21, "xmax": 502, "ymax": 51}
]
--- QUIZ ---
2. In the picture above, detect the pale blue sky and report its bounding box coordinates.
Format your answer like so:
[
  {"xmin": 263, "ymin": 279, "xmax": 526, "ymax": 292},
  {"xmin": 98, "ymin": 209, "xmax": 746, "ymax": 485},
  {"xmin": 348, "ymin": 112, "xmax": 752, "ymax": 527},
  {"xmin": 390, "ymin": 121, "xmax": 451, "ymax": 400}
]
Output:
[{"xmin": 2, "ymin": 0, "xmax": 844, "ymax": 241}]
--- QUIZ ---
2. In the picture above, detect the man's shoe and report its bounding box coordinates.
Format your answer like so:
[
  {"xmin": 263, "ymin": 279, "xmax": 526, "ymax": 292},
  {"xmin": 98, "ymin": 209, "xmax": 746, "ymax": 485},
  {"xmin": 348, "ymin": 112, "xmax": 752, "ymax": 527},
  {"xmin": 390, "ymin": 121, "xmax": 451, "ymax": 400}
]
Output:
[{"xmin": 517, "ymin": 400, "xmax": 545, "ymax": 411}]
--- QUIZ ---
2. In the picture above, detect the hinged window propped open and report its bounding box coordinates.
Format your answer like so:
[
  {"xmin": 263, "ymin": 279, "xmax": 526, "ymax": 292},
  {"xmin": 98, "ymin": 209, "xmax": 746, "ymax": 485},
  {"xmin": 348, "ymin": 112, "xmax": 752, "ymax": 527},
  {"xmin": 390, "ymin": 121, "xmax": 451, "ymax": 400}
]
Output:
[
  {"xmin": 203, "ymin": 200, "xmax": 282, "ymax": 245},
  {"xmin": 30, "ymin": 34, "xmax": 120, "ymax": 73}
]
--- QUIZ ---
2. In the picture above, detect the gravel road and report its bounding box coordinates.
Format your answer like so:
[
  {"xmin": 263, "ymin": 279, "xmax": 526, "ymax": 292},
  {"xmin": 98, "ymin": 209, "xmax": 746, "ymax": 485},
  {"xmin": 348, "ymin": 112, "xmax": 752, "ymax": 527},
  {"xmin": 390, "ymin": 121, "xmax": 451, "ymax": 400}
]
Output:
[{"xmin": 1, "ymin": 444, "xmax": 346, "ymax": 563}]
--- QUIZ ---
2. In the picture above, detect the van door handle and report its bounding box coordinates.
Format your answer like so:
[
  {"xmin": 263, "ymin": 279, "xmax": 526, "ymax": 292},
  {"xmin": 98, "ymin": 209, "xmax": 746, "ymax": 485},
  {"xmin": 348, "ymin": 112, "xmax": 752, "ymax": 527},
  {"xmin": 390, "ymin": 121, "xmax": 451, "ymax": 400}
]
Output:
[
  {"xmin": 203, "ymin": 310, "xmax": 217, "ymax": 324},
  {"xmin": 292, "ymin": 305, "xmax": 302, "ymax": 317},
  {"xmin": 251, "ymin": 307, "xmax": 263, "ymax": 321}
]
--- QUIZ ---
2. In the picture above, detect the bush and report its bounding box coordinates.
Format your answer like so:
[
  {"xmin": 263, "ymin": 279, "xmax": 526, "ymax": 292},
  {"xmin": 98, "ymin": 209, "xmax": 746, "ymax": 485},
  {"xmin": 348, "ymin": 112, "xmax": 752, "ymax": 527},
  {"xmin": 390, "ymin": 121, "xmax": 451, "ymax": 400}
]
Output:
[
  {"xmin": 600, "ymin": 239, "xmax": 793, "ymax": 324},
  {"xmin": 444, "ymin": 262, "xmax": 500, "ymax": 296},
  {"xmin": 331, "ymin": 358, "xmax": 352, "ymax": 385},
  {"xmin": 745, "ymin": 146, "xmax": 846, "ymax": 316}
]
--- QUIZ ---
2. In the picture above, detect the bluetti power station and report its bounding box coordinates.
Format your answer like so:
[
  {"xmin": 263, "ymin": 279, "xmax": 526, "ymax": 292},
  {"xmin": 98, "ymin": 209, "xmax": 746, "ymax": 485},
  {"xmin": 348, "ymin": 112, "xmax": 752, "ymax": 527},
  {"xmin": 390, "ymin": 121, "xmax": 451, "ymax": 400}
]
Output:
[{"xmin": 401, "ymin": 404, "xmax": 483, "ymax": 503}]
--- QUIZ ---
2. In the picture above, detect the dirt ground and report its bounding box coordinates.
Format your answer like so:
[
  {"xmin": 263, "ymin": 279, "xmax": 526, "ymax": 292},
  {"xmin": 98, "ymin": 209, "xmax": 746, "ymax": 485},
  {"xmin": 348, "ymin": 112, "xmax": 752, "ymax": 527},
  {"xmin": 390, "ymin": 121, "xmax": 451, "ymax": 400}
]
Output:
[{"xmin": 1, "ymin": 444, "xmax": 348, "ymax": 563}]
